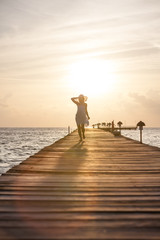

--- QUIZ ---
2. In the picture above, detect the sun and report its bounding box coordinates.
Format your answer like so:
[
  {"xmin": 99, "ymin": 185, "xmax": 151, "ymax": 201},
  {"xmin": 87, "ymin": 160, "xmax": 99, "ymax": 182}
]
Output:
[{"xmin": 68, "ymin": 59, "xmax": 117, "ymax": 96}]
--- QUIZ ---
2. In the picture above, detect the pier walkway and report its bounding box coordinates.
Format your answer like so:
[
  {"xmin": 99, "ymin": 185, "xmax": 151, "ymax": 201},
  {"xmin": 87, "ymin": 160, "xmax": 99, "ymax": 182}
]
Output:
[{"xmin": 0, "ymin": 128, "xmax": 160, "ymax": 239}]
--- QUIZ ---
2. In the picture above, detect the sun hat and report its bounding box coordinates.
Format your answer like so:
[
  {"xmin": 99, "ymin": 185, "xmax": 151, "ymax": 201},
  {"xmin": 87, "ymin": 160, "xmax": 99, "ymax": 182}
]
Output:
[{"xmin": 79, "ymin": 94, "xmax": 88, "ymax": 102}]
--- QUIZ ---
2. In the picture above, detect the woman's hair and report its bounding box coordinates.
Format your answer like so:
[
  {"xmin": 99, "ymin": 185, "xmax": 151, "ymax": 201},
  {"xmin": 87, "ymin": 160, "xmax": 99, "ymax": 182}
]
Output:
[{"xmin": 78, "ymin": 94, "xmax": 87, "ymax": 103}]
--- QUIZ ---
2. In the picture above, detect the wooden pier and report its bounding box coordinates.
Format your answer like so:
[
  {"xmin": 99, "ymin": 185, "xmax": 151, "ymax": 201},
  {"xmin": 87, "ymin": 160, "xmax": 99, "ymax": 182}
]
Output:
[
  {"xmin": 100, "ymin": 127, "xmax": 137, "ymax": 131},
  {"xmin": 0, "ymin": 128, "xmax": 160, "ymax": 239}
]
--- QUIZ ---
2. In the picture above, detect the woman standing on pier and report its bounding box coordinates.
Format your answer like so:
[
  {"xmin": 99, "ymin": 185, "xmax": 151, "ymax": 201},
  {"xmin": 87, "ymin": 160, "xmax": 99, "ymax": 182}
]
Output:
[{"xmin": 71, "ymin": 95, "xmax": 90, "ymax": 141}]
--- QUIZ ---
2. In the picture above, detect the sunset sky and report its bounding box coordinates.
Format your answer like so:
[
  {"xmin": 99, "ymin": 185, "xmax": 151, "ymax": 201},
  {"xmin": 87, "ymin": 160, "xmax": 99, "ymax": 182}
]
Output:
[{"xmin": 0, "ymin": 0, "xmax": 160, "ymax": 127}]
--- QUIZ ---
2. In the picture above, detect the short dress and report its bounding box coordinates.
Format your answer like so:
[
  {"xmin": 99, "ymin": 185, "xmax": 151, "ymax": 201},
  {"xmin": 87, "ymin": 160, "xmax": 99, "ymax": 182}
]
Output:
[{"xmin": 76, "ymin": 104, "xmax": 89, "ymax": 126}]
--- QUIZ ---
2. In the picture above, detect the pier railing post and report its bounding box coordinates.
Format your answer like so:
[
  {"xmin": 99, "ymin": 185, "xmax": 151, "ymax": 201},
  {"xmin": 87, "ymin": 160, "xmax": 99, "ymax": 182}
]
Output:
[
  {"xmin": 117, "ymin": 121, "xmax": 123, "ymax": 135},
  {"xmin": 137, "ymin": 121, "xmax": 145, "ymax": 143},
  {"xmin": 111, "ymin": 120, "xmax": 114, "ymax": 132},
  {"xmin": 140, "ymin": 129, "xmax": 142, "ymax": 143}
]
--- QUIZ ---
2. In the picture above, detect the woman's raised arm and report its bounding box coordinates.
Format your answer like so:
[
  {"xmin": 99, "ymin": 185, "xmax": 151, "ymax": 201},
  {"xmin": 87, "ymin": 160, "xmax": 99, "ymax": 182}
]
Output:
[{"xmin": 71, "ymin": 97, "xmax": 79, "ymax": 104}]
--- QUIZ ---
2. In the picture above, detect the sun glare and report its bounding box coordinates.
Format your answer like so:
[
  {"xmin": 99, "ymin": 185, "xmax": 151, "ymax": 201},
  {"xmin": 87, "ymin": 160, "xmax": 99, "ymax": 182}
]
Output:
[{"xmin": 68, "ymin": 59, "xmax": 117, "ymax": 96}]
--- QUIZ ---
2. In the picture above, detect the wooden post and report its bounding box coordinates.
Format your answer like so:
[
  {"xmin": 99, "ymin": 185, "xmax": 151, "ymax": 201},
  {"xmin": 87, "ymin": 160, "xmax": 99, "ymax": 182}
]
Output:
[
  {"xmin": 112, "ymin": 120, "xmax": 114, "ymax": 132},
  {"xmin": 117, "ymin": 121, "xmax": 123, "ymax": 135},
  {"xmin": 68, "ymin": 126, "xmax": 70, "ymax": 134},
  {"xmin": 140, "ymin": 128, "xmax": 142, "ymax": 143},
  {"xmin": 137, "ymin": 121, "xmax": 145, "ymax": 144},
  {"xmin": 118, "ymin": 125, "xmax": 121, "ymax": 135}
]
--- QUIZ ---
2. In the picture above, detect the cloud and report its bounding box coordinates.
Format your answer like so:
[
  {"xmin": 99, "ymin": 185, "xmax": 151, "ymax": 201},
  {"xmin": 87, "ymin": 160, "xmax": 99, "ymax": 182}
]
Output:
[
  {"xmin": 0, "ymin": 0, "xmax": 160, "ymax": 126},
  {"xmin": 1, "ymin": 0, "xmax": 160, "ymax": 73},
  {"xmin": 129, "ymin": 91, "xmax": 160, "ymax": 116},
  {"xmin": 0, "ymin": 93, "xmax": 12, "ymax": 108},
  {"xmin": 0, "ymin": 102, "xmax": 8, "ymax": 108}
]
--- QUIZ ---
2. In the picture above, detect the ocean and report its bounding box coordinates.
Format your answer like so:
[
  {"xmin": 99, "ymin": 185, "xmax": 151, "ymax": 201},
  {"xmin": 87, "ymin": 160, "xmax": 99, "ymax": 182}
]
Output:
[
  {"xmin": 0, "ymin": 127, "xmax": 159, "ymax": 176},
  {"xmin": 121, "ymin": 128, "xmax": 160, "ymax": 148},
  {"xmin": 0, "ymin": 128, "xmax": 68, "ymax": 175}
]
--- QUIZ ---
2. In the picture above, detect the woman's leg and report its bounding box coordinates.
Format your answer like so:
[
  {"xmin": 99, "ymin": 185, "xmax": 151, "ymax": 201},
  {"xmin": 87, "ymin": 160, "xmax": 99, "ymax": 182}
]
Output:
[
  {"xmin": 82, "ymin": 124, "xmax": 85, "ymax": 139},
  {"xmin": 78, "ymin": 125, "xmax": 82, "ymax": 140}
]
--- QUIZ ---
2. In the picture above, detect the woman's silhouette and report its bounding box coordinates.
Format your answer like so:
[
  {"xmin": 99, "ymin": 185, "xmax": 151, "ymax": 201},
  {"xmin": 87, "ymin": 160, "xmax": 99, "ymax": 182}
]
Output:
[{"xmin": 71, "ymin": 95, "xmax": 90, "ymax": 141}]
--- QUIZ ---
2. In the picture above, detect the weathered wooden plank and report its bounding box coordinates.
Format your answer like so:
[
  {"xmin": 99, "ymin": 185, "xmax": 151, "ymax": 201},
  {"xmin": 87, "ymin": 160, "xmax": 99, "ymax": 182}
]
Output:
[
  {"xmin": 1, "ymin": 195, "xmax": 160, "ymax": 201},
  {"xmin": 10, "ymin": 164, "xmax": 160, "ymax": 170},
  {"xmin": 0, "ymin": 226, "xmax": 160, "ymax": 240},
  {"xmin": 1, "ymin": 219, "xmax": 160, "ymax": 228},
  {"xmin": 1, "ymin": 206, "xmax": 160, "ymax": 213},
  {"xmin": 1, "ymin": 212, "xmax": 160, "ymax": 220},
  {"xmin": 2, "ymin": 190, "xmax": 160, "ymax": 196}
]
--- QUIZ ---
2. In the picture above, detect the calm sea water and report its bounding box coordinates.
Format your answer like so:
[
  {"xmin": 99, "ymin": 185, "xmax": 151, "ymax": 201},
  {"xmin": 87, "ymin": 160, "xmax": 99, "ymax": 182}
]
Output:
[
  {"xmin": 121, "ymin": 128, "xmax": 160, "ymax": 148},
  {"xmin": 0, "ymin": 127, "xmax": 159, "ymax": 176},
  {"xmin": 0, "ymin": 128, "xmax": 68, "ymax": 175}
]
